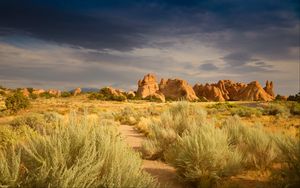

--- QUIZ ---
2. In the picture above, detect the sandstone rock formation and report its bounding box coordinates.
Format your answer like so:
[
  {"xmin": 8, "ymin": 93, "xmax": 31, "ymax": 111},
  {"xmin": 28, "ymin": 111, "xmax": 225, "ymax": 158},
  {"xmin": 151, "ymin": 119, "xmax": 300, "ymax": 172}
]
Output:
[
  {"xmin": 48, "ymin": 89, "xmax": 61, "ymax": 97},
  {"xmin": 32, "ymin": 89, "xmax": 45, "ymax": 95},
  {"xmin": 73, "ymin": 88, "xmax": 81, "ymax": 96},
  {"xmin": 194, "ymin": 80, "xmax": 274, "ymax": 101},
  {"xmin": 159, "ymin": 78, "xmax": 198, "ymax": 101},
  {"xmin": 20, "ymin": 88, "xmax": 30, "ymax": 97},
  {"xmin": 232, "ymin": 81, "xmax": 274, "ymax": 101},
  {"xmin": 264, "ymin": 80, "xmax": 275, "ymax": 97},
  {"xmin": 100, "ymin": 87, "xmax": 127, "ymax": 98},
  {"xmin": 193, "ymin": 84, "xmax": 226, "ymax": 101},
  {"xmin": 136, "ymin": 73, "xmax": 275, "ymax": 102},
  {"xmin": 126, "ymin": 91, "xmax": 136, "ymax": 99},
  {"xmin": 136, "ymin": 74, "xmax": 165, "ymax": 102}
]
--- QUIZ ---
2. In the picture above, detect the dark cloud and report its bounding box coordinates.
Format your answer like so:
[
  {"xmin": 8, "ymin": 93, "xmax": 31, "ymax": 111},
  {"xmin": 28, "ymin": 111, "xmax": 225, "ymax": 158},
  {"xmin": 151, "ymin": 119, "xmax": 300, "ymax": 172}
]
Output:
[
  {"xmin": 0, "ymin": 0, "xmax": 299, "ymax": 51},
  {"xmin": 199, "ymin": 63, "xmax": 219, "ymax": 71}
]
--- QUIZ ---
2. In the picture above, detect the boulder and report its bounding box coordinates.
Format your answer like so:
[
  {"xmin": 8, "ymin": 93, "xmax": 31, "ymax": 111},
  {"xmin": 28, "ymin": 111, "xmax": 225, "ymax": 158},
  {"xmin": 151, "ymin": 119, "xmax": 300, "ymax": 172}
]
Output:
[
  {"xmin": 264, "ymin": 80, "xmax": 275, "ymax": 97},
  {"xmin": 126, "ymin": 91, "xmax": 136, "ymax": 99},
  {"xmin": 233, "ymin": 81, "xmax": 274, "ymax": 101},
  {"xmin": 137, "ymin": 74, "xmax": 165, "ymax": 102},
  {"xmin": 48, "ymin": 89, "xmax": 61, "ymax": 97},
  {"xmin": 20, "ymin": 88, "xmax": 30, "ymax": 97},
  {"xmin": 73, "ymin": 88, "xmax": 81, "ymax": 96},
  {"xmin": 159, "ymin": 78, "xmax": 198, "ymax": 101},
  {"xmin": 100, "ymin": 87, "xmax": 126, "ymax": 98},
  {"xmin": 32, "ymin": 89, "xmax": 45, "ymax": 95}
]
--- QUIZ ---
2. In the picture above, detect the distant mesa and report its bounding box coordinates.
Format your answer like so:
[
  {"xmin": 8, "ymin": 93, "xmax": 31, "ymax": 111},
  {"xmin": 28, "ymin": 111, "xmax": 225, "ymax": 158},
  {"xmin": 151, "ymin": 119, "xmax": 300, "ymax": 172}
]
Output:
[{"xmin": 137, "ymin": 74, "xmax": 275, "ymax": 102}]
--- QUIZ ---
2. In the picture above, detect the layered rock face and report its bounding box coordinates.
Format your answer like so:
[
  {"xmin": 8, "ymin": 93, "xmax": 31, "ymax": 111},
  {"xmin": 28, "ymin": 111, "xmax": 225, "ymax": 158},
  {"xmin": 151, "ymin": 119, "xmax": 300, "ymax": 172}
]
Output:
[
  {"xmin": 159, "ymin": 78, "xmax": 198, "ymax": 101},
  {"xmin": 194, "ymin": 80, "xmax": 275, "ymax": 101},
  {"xmin": 136, "ymin": 74, "xmax": 165, "ymax": 102}
]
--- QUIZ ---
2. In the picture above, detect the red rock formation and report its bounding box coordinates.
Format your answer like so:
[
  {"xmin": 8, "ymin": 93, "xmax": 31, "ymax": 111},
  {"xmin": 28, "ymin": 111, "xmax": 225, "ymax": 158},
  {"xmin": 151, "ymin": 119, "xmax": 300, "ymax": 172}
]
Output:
[
  {"xmin": 32, "ymin": 89, "xmax": 45, "ymax": 95},
  {"xmin": 264, "ymin": 80, "xmax": 275, "ymax": 97},
  {"xmin": 137, "ymin": 74, "xmax": 165, "ymax": 102},
  {"xmin": 48, "ymin": 89, "xmax": 61, "ymax": 97},
  {"xmin": 194, "ymin": 80, "xmax": 274, "ymax": 101},
  {"xmin": 193, "ymin": 83, "xmax": 225, "ymax": 101},
  {"xmin": 233, "ymin": 81, "xmax": 274, "ymax": 101},
  {"xmin": 20, "ymin": 88, "xmax": 30, "ymax": 97},
  {"xmin": 73, "ymin": 88, "xmax": 81, "ymax": 96},
  {"xmin": 159, "ymin": 78, "xmax": 198, "ymax": 101}
]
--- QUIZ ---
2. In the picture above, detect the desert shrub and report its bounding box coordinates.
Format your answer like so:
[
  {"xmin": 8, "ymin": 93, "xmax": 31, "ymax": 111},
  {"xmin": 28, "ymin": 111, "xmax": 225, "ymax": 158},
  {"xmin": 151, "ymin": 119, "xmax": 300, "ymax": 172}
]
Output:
[
  {"xmin": 10, "ymin": 113, "xmax": 46, "ymax": 132},
  {"xmin": 230, "ymin": 106, "xmax": 262, "ymax": 117},
  {"xmin": 165, "ymin": 124, "xmax": 242, "ymax": 187},
  {"xmin": 263, "ymin": 103, "xmax": 290, "ymax": 116},
  {"xmin": 135, "ymin": 117, "xmax": 152, "ymax": 135},
  {"xmin": 290, "ymin": 102, "xmax": 300, "ymax": 115},
  {"xmin": 61, "ymin": 91, "xmax": 72, "ymax": 97},
  {"xmin": 0, "ymin": 90, "xmax": 6, "ymax": 96},
  {"xmin": 0, "ymin": 114, "xmax": 158, "ymax": 188},
  {"xmin": 29, "ymin": 93, "xmax": 38, "ymax": 99},
  {"xmin": 222, "ymin": 116, "xmax": 278, "ymax": 169},
  {"xmin": 43, "ymin": 112, "xmax": 64, "ymax": 123},
  {"xmin": 272, "ymin": 133, "xmax": 300, "ymax": 187},
  {"xmin": 39, "ymin": 92, "xmax": 56, "ymax": 99},
  {"xmin": 88, "ymin": 92, "xmax": 126, "ymax": 101},
  {"xmin": 0, "ymin": 146, "xmax": 21, "ymax": 187},
  {"xmin": 114, "ymin": 106, "xmax": 140, "ymax": 125},
  {"xmin": 5, "ymin": 92, "xmax": 30, "ymax": 113},
  {"xmin": 287, "ymin": 92, "xmax": 300, "ymax": 102},
  {"xmin": 208, "ymin": 102, "xmax": 237, "ymax": 113},
  {"xmin": 0, "ymin": 127, "xmax": 17, "ymax": 149},
  {"xmin": 142, "ymin": 102, "xmax": 207, "ymax": 160}
]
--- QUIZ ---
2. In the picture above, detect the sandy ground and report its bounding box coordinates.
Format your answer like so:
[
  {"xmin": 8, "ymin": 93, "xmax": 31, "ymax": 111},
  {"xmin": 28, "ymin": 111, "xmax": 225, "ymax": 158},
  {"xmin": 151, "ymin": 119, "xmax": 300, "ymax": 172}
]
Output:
[{"xmin": 118, "ymin": 124, "xmax": 184, "ymax": 188}]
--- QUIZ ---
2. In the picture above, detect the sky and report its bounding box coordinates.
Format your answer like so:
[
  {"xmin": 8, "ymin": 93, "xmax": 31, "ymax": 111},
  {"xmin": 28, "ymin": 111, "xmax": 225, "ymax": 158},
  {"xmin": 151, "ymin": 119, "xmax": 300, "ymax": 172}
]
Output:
[{"xmin": 0, "ymin": 0, "xmax": 299, "ymax": 95}]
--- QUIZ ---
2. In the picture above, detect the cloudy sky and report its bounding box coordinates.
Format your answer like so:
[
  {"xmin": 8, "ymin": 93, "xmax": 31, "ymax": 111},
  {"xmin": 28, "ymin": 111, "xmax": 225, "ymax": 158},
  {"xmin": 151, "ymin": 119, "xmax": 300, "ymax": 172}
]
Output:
[{"xmin": 0, "ymin": 0, "xmax": 299, "ymax": 95}]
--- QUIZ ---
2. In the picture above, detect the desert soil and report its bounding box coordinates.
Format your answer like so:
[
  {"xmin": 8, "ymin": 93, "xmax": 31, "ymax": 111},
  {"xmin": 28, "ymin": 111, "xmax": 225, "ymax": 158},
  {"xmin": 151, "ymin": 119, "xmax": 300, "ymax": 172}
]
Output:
[{"xmin": 119, "ymin": 124, "xmax": 184, "ymax": 188}]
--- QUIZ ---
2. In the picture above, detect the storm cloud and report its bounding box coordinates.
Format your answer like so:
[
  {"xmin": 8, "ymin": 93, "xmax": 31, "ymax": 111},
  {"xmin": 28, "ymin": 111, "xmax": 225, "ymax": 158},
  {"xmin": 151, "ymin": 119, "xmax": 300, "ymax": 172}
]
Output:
[{"xmin": 0, "ymin": 0, "xmax": 299, "ymax": 95}]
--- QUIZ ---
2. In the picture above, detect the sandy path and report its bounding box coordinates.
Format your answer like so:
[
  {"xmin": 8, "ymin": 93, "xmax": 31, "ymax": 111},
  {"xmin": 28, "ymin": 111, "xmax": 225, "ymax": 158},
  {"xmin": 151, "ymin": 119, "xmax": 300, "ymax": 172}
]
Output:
[{"xmin": 119, "ymin": 124, "xmax": 184, "ymax": 188}]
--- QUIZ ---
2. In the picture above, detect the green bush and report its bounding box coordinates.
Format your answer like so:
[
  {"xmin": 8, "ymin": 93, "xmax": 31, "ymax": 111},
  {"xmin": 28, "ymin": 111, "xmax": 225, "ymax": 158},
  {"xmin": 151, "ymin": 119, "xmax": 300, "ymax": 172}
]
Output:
[
  {"xmin": 165, "ymin": 124, "xmax": 242, "ymax": 187},
  {"xmin": 287, "ymin": 92, "xmax": 300, "ymax": 102},
  {"xmin": 5, "ymin": 92, "xmax": 30, "ymax": 113},
  {"xmin": 88, "ymin": 91, "xmax": 127, "ymax": 101},
  {"xmin": 208, "ymin": 102, "xmax": 237, "ymax": 113},
  {"xmin": 29, "ymin": 93, "xmax": 38, "ymax": 99},
  {"xmin": 61, "ymin": 91, "xmax": 72, "ymax": 98},
  {"xmin": 290, "ymin": 102, "xmax": 300, "ymax": 115},
  {"xmin": 230, "ymin": 106, "xmax": 262, "ymax": 117},
  {"xmin": 39, "ymin": 92, "xmax": 56, "ymax": 99},
  {"xmin": 0, "ymin": 114, "xmax": 158, "ymax": 188},
  {"xmin": 222, "ymin": 116, "xmax": 278, "ymax": 169},
  {"xmin": 263, "ymin": 103, "xmax": 290, "ymax": 116}
]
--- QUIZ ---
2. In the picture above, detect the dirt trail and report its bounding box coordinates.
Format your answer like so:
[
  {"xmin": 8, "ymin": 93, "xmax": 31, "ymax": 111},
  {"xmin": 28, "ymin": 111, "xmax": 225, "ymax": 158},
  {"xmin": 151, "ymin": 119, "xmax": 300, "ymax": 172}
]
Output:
[{"xmin": 119, "ymin": 124, "xmax": 184, "ymax": 188}]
